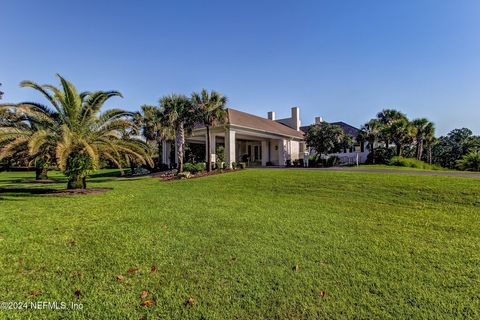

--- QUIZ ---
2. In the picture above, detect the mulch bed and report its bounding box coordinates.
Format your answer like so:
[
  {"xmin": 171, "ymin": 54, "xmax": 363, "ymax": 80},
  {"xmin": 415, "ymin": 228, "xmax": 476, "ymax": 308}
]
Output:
[{"xmin": 155, "ymin": 168, "xmax": 243, "ymax": 181}]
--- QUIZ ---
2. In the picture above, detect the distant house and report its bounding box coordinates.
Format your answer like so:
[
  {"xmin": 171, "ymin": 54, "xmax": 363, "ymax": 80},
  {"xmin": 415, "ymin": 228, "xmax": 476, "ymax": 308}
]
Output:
[
  {"xmin": 300, "ymin": 118, "xmax": 369, "ymax": 165},
  {"xmin": 161, "ymin": 107, "xmax": 368, "ymax": 167}
]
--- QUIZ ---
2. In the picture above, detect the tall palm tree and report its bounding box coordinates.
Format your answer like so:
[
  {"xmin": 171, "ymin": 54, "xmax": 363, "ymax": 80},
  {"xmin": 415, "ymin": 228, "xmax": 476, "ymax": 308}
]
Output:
[
  {"xmin": 1, "ymin": 74, "xmax": 152, "ymax": 189},
  {"xmin": 160, "ymin": 94, "xmax": 194, "ymax": 173},
  {"xmin": 191, "ymin": 89, "xmax": 228, "ymax": 172},
  {"xmin": 360, "ymin": 119, "xmax": 381, "ymax": 163},
  {"xmin": 423, "ymin": 122, "xmax": 436, "ymax": 164},
  {"xmin": 376, "ymin": 109, "xmax": 407, "ymax": 147},
  {"xmin": 140, "ymin": 105, "xmax": 174, "ymax": 168},
  {"xmin": 386, "ymin": 118, "xmax": 415, "ymax": 156},
  {"xmin": 412, "ymin": 118, "xmax": 432, "ymax": 160}
]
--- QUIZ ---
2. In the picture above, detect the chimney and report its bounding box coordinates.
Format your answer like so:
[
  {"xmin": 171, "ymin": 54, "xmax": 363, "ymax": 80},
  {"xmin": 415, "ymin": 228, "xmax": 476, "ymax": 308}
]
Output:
[
  {"xmin": 315, "ymin": 116, "xmax": 323, "ymax": 124},
  {"xmin": 291, "ymin": 106, "xmax": 300, "ymax": 131},
  {"xmin": 267, "ymin": 111, "xmax": 275, "ymax": 121}
]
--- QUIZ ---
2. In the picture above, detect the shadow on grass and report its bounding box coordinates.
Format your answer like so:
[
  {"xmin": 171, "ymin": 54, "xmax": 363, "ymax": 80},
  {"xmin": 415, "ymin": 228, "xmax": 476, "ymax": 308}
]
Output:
[{"xmin": 0, "ymin": 187, "xmax": 59, "ymax": 197}]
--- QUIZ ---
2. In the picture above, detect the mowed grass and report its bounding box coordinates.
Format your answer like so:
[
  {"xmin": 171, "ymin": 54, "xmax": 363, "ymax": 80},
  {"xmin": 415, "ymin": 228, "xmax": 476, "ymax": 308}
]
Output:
[{"xmin": 0, "ymin": 169, "xmax": 479, "ymax": 319}]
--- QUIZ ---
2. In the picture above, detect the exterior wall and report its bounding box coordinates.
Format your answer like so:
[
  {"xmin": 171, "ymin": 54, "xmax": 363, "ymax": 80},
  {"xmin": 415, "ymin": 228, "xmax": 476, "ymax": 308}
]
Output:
[
  {"xmin": 269, "ymin": 140, "xmax": 279, "ymax": 164},
  {"xmin": 289, "ymin": 140, "xmax": 300, "ymax": 161}
]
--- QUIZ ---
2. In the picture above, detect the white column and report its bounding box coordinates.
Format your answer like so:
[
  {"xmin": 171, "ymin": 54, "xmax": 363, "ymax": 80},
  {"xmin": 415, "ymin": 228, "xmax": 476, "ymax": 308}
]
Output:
[
  {"xmin": 225, "ymin": 128, "xmax": 236, "ymax": 168},
  {"xmin": 278, "ymin": 139, "xmax": 286, "ymax": 166},
  {"xmin": 162, "ymin": 140, "xmax": 168, "ymax": 164},
  {"xmin": 209, "ymin": 133, "xmax": 216, "ymax": 163},
  {"xmin": 261, "ymin": 140, "xmax": 268, "ymax": 166}
]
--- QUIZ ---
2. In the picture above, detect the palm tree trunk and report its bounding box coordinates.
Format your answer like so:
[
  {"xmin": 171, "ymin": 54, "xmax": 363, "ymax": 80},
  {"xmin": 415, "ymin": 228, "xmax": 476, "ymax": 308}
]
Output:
[
  {"xmin": 157, "ymin": 140, "xmax": 163, "ymax": 168},
  {"xmin": 428, "ymin": 144, "xmax": 433, "ymax": 164},
  {"xmin": 67, "ymin": 175, "xmax": 85, "ymax": 189},
  {"xmin": 35, "ymin": 167, "xmax": 49, "ymax": 180},
  {"xmin": 206, "ymin": 126, "xmax": 212, "ymax": 172},
  {"xmin": 369, "ymin": 140, "xmax": 375, "ymax": 164},
  {"xmin": 177, "ymin": 122, "xmax": 185, "ymax": 173},
  {"xmin": 396, "ymin": 143, "xmax": 402, "ymax": 156},
  {"xmin": 417, "ymin": 139, "xmax": 424, "ymax": 160}
]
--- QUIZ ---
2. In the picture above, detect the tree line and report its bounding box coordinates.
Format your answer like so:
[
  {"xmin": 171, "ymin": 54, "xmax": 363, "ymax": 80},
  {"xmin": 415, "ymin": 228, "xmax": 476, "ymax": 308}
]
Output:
[{"xmin": 304, "ymin": 108, "xmax": 479, "ymax": 171}]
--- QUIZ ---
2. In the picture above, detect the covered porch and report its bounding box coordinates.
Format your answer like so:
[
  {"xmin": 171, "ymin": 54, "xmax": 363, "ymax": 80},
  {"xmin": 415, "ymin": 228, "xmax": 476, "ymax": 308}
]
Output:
[{"xmin": 162, "ymin": 126, "xmax": 304, "ymax": 168}]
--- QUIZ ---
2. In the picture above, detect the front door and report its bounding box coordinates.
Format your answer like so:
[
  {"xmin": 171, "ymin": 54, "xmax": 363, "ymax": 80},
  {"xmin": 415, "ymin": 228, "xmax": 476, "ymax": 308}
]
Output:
[{"xmin": 247, "ymin": 142, "xmax": 262, "ymax": 164}]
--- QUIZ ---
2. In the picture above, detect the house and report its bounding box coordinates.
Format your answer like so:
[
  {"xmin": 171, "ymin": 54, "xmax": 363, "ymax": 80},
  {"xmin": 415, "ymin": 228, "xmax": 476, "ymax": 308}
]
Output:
[{"xmin": 161, "ymin": 106, "xmax": 367, "ymax": 167}]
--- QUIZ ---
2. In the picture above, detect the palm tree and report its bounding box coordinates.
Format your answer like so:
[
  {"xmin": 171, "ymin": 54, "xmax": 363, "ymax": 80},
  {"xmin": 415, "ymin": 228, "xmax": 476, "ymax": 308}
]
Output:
[
  {"xmin": 0, "ymin": 103, "xmax": 58, "ymax": 179},
  {"xmin": 423, "ymin": 122, "xmax": 436, "ymax": 164},
  {"xmin": 376, "ymin": 109, "xmax": 407, "ymax": 147},
  {"xmin": 160, "ymin": 94, "xmax": 194, "ymax": 173},
  {"xmin": 191, "ymin": 89, "xmax": 228, "ymax": 172},
  {"xmin": 1, "ymin": 74, "xmax": 152, "ymax": 189},
  {"xmin": 386, "ymin": 118, "xmax": 415, "ymax": 156},
  {"xmin": 359, "ymin": 119, "xmax": 381, "ymax": 163},
  {"xmin": 412, "ymin": 118, "xmax": 432, "ymax": 160},
  {"xmin": 140, "ymin": 105, "xmax": 174, "ymax": 168}
]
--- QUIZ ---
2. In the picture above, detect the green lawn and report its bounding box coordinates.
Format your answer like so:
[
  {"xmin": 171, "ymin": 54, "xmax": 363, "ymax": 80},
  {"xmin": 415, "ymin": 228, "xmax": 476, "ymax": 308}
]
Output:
[{"xmin": 0, "ymin": 169, "xmax": 479, "ymax": 319}]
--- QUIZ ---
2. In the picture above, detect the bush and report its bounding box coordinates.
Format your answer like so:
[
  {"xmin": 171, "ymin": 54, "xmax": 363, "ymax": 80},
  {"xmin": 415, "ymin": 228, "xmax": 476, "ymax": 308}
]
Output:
[
  {"xmin": 266, "ymin": 161, "xmax": 273, "ymax": 166},
  {"xmin": 184, "ymin": 162, "xmax": 206, "ymax": 174},
  {"xmin": 239, "ymin": 162, "xmax": 247, "ymax": 169},
  {"xmin": 325, "ymin": 156, "xmax": 340, "ymax": 167},
  {"xmin": 367, "ymin": 148, "xmax": 395, "ymax": 164},
  {"xmin": 457, "ymin": 150, "xmax": 480, "ymax": 171},
  {"xmin": 231, "ymin": 162, "xmax": 237, "ymax": 169},
  {"xmin": 389, "ymin": 156, "xmax": 442, "ymax": 170}
]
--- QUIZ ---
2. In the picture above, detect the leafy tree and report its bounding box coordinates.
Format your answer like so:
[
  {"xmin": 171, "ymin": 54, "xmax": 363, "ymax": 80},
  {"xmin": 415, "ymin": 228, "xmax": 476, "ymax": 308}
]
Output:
[
  {"xmin": 304, "ymin": 123, "xmax": 344, "ymax": 156},
  {"xmin": 423, "ymin": 122, "xmax": 436, "ymax": 164},
  {"xmin": 191, "ymin": 89, "xmax": 228, "ymax": 172},
  {"xmin": 160, "ymin": 94, "xmax": 194, "ymax": 173},
  {"xmin": 432, "ymin": 128, "xmax": 480, "ymax": 169},
  {"xmin": 1, "ymin": 74, "xmax": 152, "ymax": 189},
  {"xmin": 457, "ymin": 150, "xmax": 480, "ymax": 171}
]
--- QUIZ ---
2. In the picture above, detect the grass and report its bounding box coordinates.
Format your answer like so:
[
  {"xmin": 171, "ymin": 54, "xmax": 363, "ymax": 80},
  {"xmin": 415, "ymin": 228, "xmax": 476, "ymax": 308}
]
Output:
[{"xmin": 0, "ymin": 169, "xmax": 479, "ymax": 319}]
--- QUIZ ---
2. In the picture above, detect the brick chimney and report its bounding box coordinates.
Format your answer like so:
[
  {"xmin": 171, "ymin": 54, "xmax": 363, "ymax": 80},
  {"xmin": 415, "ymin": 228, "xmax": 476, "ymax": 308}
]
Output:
[{"xmin": 315, "ymin": 116, "xmax": 323, "ymax": 124}]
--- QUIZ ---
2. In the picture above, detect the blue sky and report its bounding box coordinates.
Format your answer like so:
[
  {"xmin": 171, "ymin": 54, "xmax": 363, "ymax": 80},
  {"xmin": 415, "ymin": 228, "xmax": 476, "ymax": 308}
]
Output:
[{"xmin": 1, "ymin": 0, "xmax": 479, "ymax": 135}]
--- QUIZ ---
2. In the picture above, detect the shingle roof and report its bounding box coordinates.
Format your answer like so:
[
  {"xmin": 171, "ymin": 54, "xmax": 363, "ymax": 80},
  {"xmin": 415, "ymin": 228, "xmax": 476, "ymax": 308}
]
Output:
[
  {"xmin": 228, "ymin": 109, "xmax": 304, "ymax": 139},
  {"xmin": 300, "ymin": 121, "xmax": 360, "ymax": 137}
]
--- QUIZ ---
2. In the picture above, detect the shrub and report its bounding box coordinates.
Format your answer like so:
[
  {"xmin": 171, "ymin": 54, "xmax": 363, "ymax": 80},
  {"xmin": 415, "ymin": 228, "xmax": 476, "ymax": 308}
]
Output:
[
  {"xmin": 231, "ymin": 162, "xmax": 237, "ymax": 169},
  {"xmin": 266, "ymin": 161, "xmax": 273, "ymax": 166},
  {"xmin": 367, "ymin": 148, "xmax": 395, "ymax": 164},
  {"xmin": 222, "ymin": 162, "xmax": 229, "ymax": 169},
  {"xmin": 325, "ymin": 156, "xmax": 340, "ymax": 167},
  {"xmin": 239, "ymin": 162, "xmax": 247, "ymax": 169},
  {"xmin": 184, "ymin": 162, "xmax": 206, "ymax": 174},
  {"xmin": 457, "ymin": 150, "xmax": 480, "ymax": 171},
  {"xmin": 389, "ymin": 156, "xmax": 443, "ymax": 170}
]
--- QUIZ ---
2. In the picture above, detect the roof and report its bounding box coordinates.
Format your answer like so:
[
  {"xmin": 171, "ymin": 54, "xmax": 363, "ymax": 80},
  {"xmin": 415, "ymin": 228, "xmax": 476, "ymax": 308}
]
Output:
[
  {"xmin": 228, "ymin": 109, "xmax": 304, "ymax": 139},
  {"xmin": 300, "ymin": 121, "xmax": 360, "ymax": 137}
]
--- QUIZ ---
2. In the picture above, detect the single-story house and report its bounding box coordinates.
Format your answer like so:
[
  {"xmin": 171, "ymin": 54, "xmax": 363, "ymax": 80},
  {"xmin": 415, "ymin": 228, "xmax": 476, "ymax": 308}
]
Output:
[{"xmin": 161, "ymin": 107, "xmax": 368, "ymax": 167}]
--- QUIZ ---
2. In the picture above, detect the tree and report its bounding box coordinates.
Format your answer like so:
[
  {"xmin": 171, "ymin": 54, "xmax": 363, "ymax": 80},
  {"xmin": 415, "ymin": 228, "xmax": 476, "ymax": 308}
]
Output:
[
  {"xmin": 376, "ymin": 109, "xmax": 408, "ymax": 147},
  {"xmin": 423, "ymin": 122, "xmax": 436, "ymax": 164},
  {"xmin": 432, "ymin": 128, "xmax": 480, "ymax": 169},
  {"xmin": 140, "ymin": 105, "xmax": 173, "ymax": 168},
  {"xmin": 160, "ymin": 94, "xmax": 194, "ymax": 173},
  {"xmin": 191, "ymin": 89, "xmax": 228, "ymax": 172},
  {"xmin": 384, "ymin": 118, "xmax": 415, "ymax": 156},
  {"xmin": 412, "ymin": 118, "xmax": 434, "ymax": 160},
  {"xmin": 457, "ymin": 150, "xmax": 480, "ymax": 171},
  {"xmin": 0, "ymin": 102, "xmax": 58, "ymax": 179},
  {"xmin": 304, "ymin": 123, "xmax": 344, "ymax": 156},
  {"xmin": 1, "ymin": 74, "xmax": 152, "ymax": 189},
  {"xmin": 359, "ymin": 119, "xmax": 381, "ymax": 163}
]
